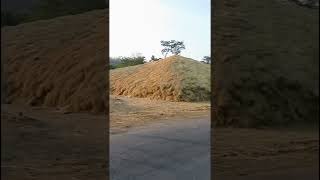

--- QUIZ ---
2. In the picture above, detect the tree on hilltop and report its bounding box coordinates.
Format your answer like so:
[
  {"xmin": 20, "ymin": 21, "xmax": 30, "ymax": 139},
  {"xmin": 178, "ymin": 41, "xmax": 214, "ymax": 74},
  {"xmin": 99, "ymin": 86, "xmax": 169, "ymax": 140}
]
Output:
[
  {"xmin": 201, "ymin": 56, "xmax": 211, "ymax": 64},
  {"xmin": 160, "ymin": 40, "xmax": 185, "ymax": 58},
  {"xmin": 150, "ymin": 55, "xmax": 160, "ymax": 62}
]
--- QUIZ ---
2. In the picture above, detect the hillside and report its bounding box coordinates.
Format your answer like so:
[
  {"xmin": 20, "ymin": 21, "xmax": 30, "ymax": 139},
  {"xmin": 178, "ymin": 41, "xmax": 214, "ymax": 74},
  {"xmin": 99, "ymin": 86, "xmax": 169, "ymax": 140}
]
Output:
[
  {"xmin": 110, "ymin": 55, "xmax": 211, "ymax": 102},
  {"xmin": 1, "ymin": 9, "xmax": 108, "ymax": 113}
]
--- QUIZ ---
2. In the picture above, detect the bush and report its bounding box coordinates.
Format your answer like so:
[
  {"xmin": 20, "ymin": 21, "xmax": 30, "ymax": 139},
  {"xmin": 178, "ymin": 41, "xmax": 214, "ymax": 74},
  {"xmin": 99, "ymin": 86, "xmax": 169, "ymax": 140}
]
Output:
[{"xmin": 110, "ymin": 56, "xmax": 146, "ymax": 69}]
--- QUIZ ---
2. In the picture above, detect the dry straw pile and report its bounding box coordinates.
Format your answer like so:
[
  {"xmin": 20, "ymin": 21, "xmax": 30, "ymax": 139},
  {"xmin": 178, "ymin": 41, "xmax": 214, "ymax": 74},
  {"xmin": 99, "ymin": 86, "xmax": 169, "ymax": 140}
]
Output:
[
  {"xmin": 1, "ymin": 10, "xmax": 108, "ymax": 113},
  {"xmin": 110, "ymin": 55, "xmax": 211, "ymax": 102}
]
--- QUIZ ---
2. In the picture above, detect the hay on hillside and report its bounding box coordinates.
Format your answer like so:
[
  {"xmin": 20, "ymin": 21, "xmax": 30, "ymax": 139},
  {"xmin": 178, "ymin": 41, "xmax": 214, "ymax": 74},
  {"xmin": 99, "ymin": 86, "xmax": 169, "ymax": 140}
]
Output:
[
  {"xmin": 110, "ymin": 55, "xmax": 211, "ymax": 102},
  {"xmin": 1, "ymin": 10, "xmax": 108, "ymax": 113},
  {"xmin": 212, "ymin": 0, "xmax": 319, "ymax": 127}
]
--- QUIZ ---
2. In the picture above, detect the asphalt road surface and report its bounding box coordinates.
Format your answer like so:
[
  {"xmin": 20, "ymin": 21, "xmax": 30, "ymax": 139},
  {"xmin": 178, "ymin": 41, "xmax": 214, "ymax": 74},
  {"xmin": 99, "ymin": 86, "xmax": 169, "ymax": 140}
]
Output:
[{"xmin": 110, "ymin": 116, "xmax": 211, "ymax": 180}]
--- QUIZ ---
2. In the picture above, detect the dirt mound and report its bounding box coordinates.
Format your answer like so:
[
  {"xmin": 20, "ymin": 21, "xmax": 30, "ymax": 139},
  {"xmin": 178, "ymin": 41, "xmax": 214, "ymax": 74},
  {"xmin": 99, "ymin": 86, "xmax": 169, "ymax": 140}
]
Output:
[
  {"xmin": 212, "ymin": 0, "xmax": 319, "ymax": 127},
  {"xmin": 1, "ymin": 10, "xmax": 108, "ymax": 113},
  {"xmin": 110, "ymin": 55, "xmax": 210, "ymax": 102}
]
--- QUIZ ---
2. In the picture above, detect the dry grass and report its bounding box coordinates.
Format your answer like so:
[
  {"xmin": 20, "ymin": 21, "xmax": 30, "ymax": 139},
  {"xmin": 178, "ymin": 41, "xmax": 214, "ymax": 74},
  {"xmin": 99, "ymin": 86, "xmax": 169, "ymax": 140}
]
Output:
[
  {"xmin": 110, "ymin": 55, "xmax": 211, "ymax": 102},
  {"xmin": 1, "ymin": 10, "xmax": 108, "ymax": 113}
]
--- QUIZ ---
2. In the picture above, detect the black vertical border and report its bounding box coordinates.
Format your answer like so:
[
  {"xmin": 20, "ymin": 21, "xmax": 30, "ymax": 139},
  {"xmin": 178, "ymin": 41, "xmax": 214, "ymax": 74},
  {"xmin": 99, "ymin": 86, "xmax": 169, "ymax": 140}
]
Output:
[
  {"xmin": 106, "ymin": 3, "xmax": 110, "ymax": 180},
  {"xmin": 210, "ymin": 0, "xmax": 215, "ymax": 179}
]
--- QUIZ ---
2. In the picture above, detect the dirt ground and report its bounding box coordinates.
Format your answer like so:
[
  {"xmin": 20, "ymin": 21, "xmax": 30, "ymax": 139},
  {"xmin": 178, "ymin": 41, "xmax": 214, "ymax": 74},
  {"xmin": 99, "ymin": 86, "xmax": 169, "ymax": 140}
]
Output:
[
  {"xmin": 110, "ymin": 95, "xmax": 210, "ymax": 133},
  {"xmin": 212, "ymin": 127, "xmax": 319, "ymax": 179},
  {"xmin": 1, "ymin": 104, "xmax": 108, "ymax": 180},
  {"xmin": 1, "ymin": 97, "xmax": 210, "ymax": 179}
]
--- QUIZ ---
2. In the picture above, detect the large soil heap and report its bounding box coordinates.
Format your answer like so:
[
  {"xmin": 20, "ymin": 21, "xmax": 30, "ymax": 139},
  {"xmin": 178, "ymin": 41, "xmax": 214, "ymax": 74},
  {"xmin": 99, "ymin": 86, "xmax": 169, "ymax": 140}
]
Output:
[
  {"xmin": 110, "ymin": 55, "xmax": 211, "ymax": 102},
  {"xmin": 1, "ymin": 10, "xmax": 108, "ymax": 113},
  {"xmin": 213, "ymin": 0, "xmax": 319, "ymax": 127}
]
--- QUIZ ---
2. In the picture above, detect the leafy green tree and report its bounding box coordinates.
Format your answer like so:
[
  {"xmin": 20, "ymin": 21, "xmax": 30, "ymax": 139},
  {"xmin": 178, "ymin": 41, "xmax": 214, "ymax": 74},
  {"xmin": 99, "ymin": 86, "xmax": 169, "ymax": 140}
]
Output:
[
  {"xmin": 201, "ymin": 56, "xmax": 211, "ymax": 64},
  {"xmin": 110, "ymin": 54, "xmax": 146, "ymax": 69},
  {"xmin": 150, "ymin": 55, "xmax": 160, "ymax": 61},
  {"xmin": 160, "ymin": 40, "xmax": 185, "ymax": 58}
]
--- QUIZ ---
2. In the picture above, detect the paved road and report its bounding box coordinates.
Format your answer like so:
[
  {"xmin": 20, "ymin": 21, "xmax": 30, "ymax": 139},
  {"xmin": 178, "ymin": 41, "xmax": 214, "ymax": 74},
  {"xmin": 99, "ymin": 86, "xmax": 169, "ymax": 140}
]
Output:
[{"xmin": 110, "ymin": 117, "xmax": 210, "ymax": 180}]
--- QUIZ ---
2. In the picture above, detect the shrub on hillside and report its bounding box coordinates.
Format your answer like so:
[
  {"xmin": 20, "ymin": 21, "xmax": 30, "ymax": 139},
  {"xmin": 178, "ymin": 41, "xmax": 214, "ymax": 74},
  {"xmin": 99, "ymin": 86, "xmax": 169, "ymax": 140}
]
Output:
[{"xmin": 110, "ymin": 56, "xmax": 146, "ymax": 69}]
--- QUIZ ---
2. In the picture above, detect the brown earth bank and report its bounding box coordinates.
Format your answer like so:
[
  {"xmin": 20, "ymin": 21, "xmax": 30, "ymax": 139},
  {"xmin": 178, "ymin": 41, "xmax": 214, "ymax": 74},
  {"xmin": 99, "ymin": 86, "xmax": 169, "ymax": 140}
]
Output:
[
  {"xmin": 212, "ymin": 0, "xmax": 319, "ymax": 127},
  {"xmin": 1, "ymin": 9, "xmax": 108, "ymax": 113}
]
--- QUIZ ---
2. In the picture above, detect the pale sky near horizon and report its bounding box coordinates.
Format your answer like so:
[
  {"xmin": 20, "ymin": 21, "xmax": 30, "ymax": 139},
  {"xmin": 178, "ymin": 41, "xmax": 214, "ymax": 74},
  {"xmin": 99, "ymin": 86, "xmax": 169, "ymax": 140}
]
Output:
[{"xmin": 110, "ymin": 0, "xmax": 210, "ymax": 61}]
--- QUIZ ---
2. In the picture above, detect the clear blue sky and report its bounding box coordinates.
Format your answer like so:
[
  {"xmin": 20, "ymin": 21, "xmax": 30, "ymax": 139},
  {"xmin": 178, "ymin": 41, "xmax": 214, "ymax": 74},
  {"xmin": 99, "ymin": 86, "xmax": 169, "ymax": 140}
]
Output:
[{"xmin": 110, "ymin": 0, "xmax": 210, "ymax": 61}]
